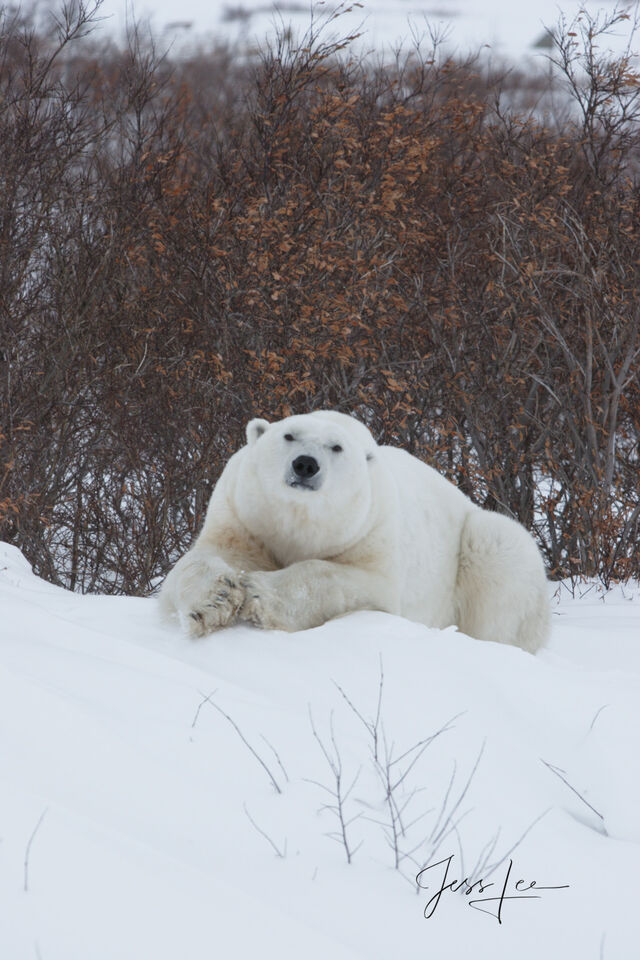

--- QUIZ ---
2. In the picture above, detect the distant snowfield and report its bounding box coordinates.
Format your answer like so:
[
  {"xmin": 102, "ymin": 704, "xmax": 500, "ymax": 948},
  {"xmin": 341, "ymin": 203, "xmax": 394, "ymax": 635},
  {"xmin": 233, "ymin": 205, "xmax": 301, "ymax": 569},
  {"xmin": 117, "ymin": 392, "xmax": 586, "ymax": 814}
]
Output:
[
  {"xmin": 1, "ymin": 540, "xmax": 639, "ymax": 958},
  {"xmin": 85, "ymin": 0, "xmax": 639, "ymax": 62}
]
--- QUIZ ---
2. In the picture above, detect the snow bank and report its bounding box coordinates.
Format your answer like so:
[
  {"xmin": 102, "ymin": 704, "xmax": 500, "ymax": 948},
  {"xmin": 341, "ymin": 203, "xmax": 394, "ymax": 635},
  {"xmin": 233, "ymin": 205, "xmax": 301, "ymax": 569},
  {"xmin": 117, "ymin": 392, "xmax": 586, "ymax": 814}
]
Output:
[{"xmin": 1, "ymin": 542, "xmax": 639, "ymax": 958}]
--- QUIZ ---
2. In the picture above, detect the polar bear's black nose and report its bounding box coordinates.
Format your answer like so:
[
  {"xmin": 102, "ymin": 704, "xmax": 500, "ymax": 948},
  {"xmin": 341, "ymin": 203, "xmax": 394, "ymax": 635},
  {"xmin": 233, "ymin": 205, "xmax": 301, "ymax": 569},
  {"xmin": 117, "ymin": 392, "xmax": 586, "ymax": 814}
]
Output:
[{"xmin": 292, "ymin": 455, "xmax": 320, "ymax": 479}]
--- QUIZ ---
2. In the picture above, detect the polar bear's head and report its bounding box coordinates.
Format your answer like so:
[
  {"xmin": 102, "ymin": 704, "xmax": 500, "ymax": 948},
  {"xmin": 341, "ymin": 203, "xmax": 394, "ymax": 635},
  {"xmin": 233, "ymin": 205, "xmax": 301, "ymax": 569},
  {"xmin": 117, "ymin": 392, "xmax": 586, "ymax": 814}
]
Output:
[{"xmin": 233, "ymin": 411, "xmax": 379, "ymax": 562}]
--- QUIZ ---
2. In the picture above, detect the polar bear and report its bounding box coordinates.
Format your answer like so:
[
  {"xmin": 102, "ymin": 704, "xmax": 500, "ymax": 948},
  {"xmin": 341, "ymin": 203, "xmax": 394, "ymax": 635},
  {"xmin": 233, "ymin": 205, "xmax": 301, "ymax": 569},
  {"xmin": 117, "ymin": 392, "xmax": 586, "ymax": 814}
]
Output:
[{"xmin": 159, "ymin": 410, "xmax": 550, "ymax": 652}]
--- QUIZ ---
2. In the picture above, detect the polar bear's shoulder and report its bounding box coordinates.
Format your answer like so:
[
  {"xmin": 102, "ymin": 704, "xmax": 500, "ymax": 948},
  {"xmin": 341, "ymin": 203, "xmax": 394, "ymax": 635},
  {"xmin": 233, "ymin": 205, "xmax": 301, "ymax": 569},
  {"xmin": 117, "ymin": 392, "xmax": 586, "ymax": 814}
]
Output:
[{"xmin": 378, "ymin": 444, "xmax": 472, "ymax": 511}]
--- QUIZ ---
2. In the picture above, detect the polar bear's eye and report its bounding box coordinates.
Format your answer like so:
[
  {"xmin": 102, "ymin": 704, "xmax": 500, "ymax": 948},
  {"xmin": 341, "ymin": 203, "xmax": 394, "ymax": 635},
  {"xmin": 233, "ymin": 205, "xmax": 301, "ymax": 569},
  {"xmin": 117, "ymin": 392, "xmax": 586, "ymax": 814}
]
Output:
[
  {"xmin": 331, "ymin": 444, "xmax": 343, "ymax": 453},
  {"xmin": 284, "ymin": 433, "xmax": 295, "ymax": 442}
]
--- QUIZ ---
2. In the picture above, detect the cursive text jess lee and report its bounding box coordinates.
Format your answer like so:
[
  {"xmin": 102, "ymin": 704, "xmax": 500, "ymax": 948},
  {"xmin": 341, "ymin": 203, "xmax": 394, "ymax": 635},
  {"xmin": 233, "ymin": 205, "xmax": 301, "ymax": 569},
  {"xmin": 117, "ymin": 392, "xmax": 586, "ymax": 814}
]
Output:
[{"xmin": 416, "ymin": 855, "xmax": 569, "ymax": 925}]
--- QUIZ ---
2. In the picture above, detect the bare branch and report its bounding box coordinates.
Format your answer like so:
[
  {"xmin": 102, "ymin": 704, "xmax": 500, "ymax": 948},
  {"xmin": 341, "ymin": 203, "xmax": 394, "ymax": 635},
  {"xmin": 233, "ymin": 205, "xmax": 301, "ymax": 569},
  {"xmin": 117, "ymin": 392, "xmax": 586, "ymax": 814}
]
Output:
[
  {"xmin": 243, "ymin": 803, "xmax": 287, "ymax": 858},
  {"xmin": 24, "ymin": 808, "xmax": 48, "ymax": 893}
]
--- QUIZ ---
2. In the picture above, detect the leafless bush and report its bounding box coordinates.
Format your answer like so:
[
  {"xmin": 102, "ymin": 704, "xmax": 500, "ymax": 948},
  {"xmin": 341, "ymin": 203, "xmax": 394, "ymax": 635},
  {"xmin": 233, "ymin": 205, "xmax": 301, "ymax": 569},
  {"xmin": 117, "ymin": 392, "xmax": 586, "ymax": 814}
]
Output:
[
  {"xmin": 191, "ymin": 690, "xmax": 283, "ymax": 793},
  {"xmin": 306, "ymin": 707, "xmax": 363, "ymax": 863}
]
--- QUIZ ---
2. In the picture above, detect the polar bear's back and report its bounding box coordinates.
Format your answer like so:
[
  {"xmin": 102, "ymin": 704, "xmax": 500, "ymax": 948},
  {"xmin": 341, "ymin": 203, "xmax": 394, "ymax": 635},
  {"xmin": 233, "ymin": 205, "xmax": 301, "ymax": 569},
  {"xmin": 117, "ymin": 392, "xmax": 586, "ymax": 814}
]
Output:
[
  {"xmin": 378, "ymin": 444, "xmax": 472, "ymax": 521},
  {"xmin": 376, "ymin": 443, "xmax": 549, "ymax": 649},
  {"xmin": 377, "ymin": 445, "xmax": 472, "ymax": 627}
]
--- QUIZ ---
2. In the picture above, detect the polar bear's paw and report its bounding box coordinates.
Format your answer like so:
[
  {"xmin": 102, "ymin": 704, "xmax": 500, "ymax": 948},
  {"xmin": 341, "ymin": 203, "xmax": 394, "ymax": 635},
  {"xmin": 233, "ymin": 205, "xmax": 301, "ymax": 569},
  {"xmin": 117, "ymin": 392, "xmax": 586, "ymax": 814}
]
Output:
[
  {"xmin": 183, "ymin": 575, "xmax": 245, "ymax": 637},
  {"xmin": 239, "ymin": 573, "xmax": 290, "ymax": 631}
]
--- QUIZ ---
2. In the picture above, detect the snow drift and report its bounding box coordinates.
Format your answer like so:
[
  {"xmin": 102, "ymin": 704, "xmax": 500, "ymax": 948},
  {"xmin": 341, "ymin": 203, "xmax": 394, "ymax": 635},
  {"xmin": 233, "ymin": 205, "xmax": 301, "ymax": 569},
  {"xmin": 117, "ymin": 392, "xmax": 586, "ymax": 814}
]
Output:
[{"xmin": 1, "ymin": 542, "xmax": 639, "ymax": 958}]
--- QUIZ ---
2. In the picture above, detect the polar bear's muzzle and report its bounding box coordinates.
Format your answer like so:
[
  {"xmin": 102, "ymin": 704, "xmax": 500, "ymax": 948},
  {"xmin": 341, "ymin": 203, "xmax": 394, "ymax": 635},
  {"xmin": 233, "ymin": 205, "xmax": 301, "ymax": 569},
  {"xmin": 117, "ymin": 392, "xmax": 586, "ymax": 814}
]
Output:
[{"xmin": 287, "ymin": 454, "xmax": 323, "ymax": 491}]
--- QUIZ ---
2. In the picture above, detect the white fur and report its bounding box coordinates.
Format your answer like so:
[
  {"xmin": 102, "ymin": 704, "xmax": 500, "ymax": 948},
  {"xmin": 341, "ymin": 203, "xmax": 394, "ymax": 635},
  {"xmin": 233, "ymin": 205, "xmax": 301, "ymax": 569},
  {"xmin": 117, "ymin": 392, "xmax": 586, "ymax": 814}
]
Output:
[{"xmin": 159, "ymin": 411, "xmax": 550, "ymax": 652}]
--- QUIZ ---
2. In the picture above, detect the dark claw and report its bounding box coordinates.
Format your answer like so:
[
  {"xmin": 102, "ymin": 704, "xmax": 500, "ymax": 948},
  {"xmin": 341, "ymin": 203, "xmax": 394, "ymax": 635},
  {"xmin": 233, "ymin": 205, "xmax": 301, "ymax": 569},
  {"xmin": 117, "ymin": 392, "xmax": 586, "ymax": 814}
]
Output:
[{"xmin": 189, "ymin": 611, "xmax": 203, "ymax": 622}]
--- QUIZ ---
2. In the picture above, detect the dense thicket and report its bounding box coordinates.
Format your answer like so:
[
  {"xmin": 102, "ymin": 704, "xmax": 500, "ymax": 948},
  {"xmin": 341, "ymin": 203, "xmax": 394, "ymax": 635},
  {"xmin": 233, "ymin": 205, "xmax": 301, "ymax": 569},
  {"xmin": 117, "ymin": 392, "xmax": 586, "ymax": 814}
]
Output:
[{"xmin": 1, "ymin": 1, "xmax": 638, "ymax": 593}]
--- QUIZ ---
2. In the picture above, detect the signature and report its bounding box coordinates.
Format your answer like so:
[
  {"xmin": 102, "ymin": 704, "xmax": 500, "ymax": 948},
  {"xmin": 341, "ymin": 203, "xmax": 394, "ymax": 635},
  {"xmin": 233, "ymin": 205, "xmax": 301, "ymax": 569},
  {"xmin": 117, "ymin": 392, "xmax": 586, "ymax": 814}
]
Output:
[{"xmin": 416, "ymin": 855, "xmax": 569, "ymax": 924}]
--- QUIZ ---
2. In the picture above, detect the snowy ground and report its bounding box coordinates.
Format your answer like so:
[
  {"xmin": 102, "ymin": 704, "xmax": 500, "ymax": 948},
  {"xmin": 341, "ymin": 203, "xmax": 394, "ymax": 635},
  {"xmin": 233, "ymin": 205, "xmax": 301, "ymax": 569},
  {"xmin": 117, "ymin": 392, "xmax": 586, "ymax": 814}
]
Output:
[
  {"xmin": 52, "ymin": 0, "xmax": 640, "ymax": 63},
  {"xmin": 1, "ymin": 540, "xmax": 639, "ymax": 958}
]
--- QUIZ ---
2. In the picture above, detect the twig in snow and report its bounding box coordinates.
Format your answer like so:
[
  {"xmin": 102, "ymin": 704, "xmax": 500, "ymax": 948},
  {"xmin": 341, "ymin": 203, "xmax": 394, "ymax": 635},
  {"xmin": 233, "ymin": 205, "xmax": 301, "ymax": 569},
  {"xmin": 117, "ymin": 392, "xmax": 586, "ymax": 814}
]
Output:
[
  {"xmin": 370, "ymin": 726, "xmax": 428, "ymax": 869},
  {"xmin": 191, "ymin": 688, "xmax": 218, "ymax": 728},
  {"xmin": 335, "ymin": 666, "xmax": 467, "ymax": 874},
  {"xmin": 367, "ymin": 713, "xmax": 466, "ymax": 872},
  {"xmin": 335, "ymin": 665, "xmax": 465, "ymax": 872},
  {"xmin": 24, "ymin": 808, "xmax": 48, "ymax": 893},
  {"xmin": 429, "ymin": 738, "xmax": 485, "ymax": 849},
  {"xmin": 408, "ymin": 741, "xmax": 486, "ymax": 889},
  {"xmin": 390, "ymin": 711, "xmax": 465, "ymax": 782},
  {"xmin": 469, "ymin": 808, "xmax": 551, "ymax": 884},
  {"xmin": 260, "ymin": 734, "xmax": 290, "ymax": 783},
  {"xmin": 196, "ymin": 690, "xmax": 282, "ymax": 794},
  {"xmin": 243, "ymin": 803, "xmax": 287, "ymax": 858},
  {"xmin": 540, "ymin": 758, "xmax": 604, "ymax": 823},
  {"xmin": 588, "ymin": 704, "xmax": 609, "ymax": 734},
  {"xmin": 429, "ymin": 757, "xmax": 458, "ymax": 846},
  {"xmin": 306, "ymin": 707, "xmax": 363, "ymax": 863},
  {"xmin": 334, "ymin": 655, "xmax": 385, "ymax": 761}
]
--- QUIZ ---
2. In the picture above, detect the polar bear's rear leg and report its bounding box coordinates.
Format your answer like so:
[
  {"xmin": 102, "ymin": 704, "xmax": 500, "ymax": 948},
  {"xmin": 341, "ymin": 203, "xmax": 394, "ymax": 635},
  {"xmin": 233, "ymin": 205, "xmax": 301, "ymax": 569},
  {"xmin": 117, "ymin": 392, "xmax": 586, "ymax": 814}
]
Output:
[{"xmin": 455, "ymin": 509, "xmax": 550, "ymax": 653}]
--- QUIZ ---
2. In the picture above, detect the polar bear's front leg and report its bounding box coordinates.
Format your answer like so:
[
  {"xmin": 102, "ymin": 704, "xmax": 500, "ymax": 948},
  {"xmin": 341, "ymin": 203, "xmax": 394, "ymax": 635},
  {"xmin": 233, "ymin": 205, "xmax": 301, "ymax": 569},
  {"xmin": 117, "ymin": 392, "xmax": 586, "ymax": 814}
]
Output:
[
  {"xmin": 239, "ymin": 560, "xmax": 396, "ymax": 631},
  {"xmin": 159, "ymin": 551, "xmax": 245, "ymax": 637}
]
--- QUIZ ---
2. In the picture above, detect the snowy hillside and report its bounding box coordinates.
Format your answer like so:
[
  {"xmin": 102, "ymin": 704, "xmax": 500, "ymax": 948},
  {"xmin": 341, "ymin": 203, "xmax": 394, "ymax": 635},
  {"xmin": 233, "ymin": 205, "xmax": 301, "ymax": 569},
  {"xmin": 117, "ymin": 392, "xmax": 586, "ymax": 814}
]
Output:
[{"xmin": 1, "ymin": 540, "xmax": 639, "ymax": 958}]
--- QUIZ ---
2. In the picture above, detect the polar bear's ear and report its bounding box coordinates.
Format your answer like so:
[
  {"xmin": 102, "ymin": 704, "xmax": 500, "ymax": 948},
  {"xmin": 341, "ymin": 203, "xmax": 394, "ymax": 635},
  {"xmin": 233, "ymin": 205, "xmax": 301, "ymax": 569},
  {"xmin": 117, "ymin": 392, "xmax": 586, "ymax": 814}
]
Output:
[{"xmin": 246, "ymin": 418, "xmax": 270, "ymax": 445}]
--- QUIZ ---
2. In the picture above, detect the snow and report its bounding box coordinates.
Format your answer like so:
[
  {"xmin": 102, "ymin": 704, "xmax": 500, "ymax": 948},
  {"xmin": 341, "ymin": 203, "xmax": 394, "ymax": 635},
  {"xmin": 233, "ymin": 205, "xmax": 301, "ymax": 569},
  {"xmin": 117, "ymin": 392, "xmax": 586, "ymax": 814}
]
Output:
[
  {"xmin": 85, "ymin": 0, "xmax": 639, "ymax": 62},
  {"xmin": 1, "ymin": 540, "xmax": 639, "ymax": 957}
]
